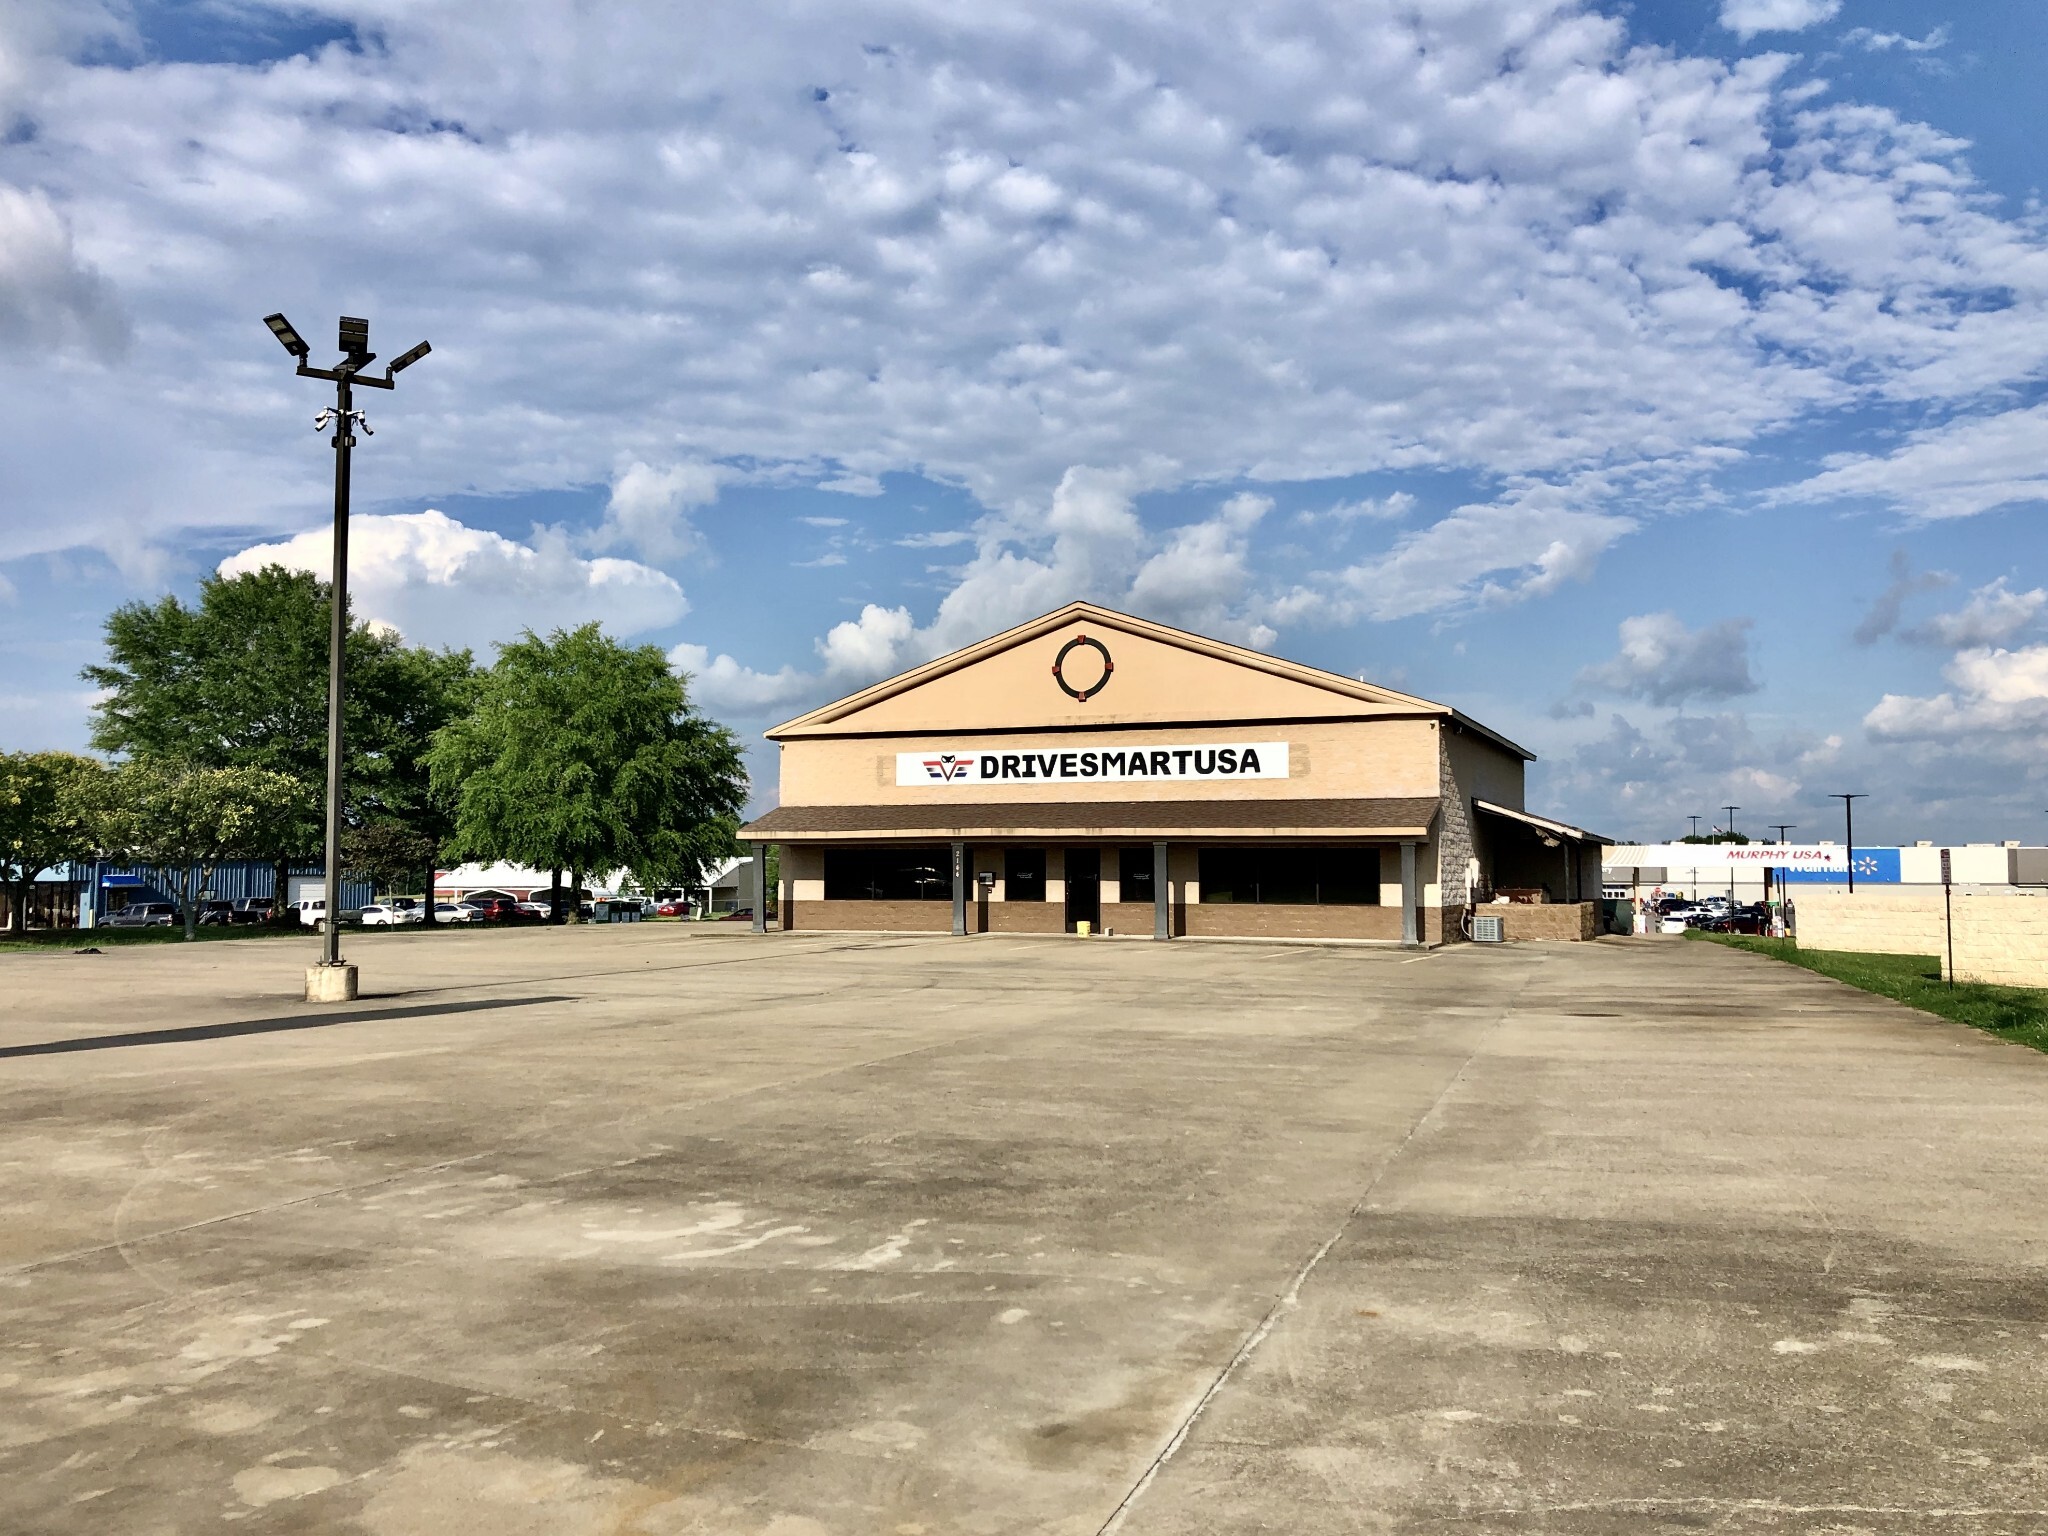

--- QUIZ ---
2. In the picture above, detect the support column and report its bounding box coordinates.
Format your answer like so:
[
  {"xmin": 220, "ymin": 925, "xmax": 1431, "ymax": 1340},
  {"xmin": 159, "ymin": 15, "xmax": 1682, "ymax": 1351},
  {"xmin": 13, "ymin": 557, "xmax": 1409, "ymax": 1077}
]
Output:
[
  {"xmin": 751, "ymin": 843, "xmax": 768, "ymax": 933},
  {"xmin": 1153, "ymin": 840, "xmax": 1170, "ymax": 940},
  {"xmin": 1400, "ymin": 841, "xmax": 1420, "ymax": 948},
  {"xmin": 951, "ymin": 841, "xmax": 967, "ymax": 937}
]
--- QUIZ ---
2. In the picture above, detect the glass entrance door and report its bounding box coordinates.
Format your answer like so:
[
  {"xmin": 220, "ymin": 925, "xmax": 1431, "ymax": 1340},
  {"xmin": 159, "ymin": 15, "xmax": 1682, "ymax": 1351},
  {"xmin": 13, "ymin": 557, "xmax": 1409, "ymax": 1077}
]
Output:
[{"xmin": 1064, "ymin": 847, "xmax": 1101, "ymax": 932}]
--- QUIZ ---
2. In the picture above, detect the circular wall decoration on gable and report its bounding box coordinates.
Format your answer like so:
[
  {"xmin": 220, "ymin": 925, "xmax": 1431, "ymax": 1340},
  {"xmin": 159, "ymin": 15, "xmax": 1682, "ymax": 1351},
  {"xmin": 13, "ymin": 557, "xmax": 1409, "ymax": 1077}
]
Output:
[{"xmin": 1052, "ymin": 634, "xmax": 1114, "ymax": 702}]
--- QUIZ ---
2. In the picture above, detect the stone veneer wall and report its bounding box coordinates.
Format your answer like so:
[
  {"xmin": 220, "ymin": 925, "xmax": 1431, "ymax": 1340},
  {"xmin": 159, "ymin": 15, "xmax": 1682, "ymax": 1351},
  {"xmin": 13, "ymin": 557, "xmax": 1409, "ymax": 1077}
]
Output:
[
  {"xmin": 1492, "ymin": 902, "xmax": 1597, "ymax": 941},
  {"xmin": 1436, "ymin": 730, "xmax": 1474, "ymax": 928}
]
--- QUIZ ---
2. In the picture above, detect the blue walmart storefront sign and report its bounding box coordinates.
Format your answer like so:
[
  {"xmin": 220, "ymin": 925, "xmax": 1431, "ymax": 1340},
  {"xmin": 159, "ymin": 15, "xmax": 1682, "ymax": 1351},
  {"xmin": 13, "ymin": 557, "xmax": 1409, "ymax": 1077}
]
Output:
[{"xmin": 1782, "ymin": 848, "xmax": 1900, "ymax": 885}]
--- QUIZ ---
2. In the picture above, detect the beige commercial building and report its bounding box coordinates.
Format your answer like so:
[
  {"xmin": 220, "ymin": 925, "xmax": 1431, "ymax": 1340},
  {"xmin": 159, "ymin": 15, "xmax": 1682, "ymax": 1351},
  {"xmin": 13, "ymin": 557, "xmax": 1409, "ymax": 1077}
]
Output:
[{"xmin": 738, "ymin": 602, "xmax": 1605, "ymax": 944}]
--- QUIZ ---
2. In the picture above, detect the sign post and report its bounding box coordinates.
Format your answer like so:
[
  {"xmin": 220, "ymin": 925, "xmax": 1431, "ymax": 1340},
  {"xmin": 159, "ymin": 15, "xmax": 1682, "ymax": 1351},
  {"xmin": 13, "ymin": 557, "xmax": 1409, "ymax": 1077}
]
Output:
[{"xmin": 1941, "ymin": 846, "xmax": 1954, "ymax": 990}]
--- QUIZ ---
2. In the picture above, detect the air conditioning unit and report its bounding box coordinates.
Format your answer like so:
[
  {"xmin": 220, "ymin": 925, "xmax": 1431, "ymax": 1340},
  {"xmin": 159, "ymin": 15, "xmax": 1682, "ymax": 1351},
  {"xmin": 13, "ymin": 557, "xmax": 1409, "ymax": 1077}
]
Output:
[{"xmin": 1472, "ymin": 913, "xmax": 1505, "ymax": 944}]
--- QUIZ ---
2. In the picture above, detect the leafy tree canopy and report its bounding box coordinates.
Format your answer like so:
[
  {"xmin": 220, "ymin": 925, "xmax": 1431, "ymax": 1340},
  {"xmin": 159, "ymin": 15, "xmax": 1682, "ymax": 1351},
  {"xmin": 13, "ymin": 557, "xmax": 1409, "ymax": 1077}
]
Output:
[
  {"xmin": 83, "ymin": 565, "xmax": 475, "ymax": 859},
  {"xmin": 428, "ymin": 624, "xmax": 746, "ymax": 890},
  {"xmin": 0, "ymin": 752, "xmax": 109, "ymax": 935},
  {"xmin": 93, "ymin": 760, "xmax": 312, "ymax": 939}
]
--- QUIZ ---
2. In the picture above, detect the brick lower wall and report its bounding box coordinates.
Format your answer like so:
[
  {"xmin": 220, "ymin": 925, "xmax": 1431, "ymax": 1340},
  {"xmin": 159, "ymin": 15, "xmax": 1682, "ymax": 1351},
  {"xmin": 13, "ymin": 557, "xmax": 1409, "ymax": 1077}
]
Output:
[
  {"xmin": 1949, "ymin": 894, "xmax": 2048, "ymax": 987},
  {"xmin": 1794, "ymin": 890, "xmax": 1948, "ymax": 958},
  {"xmin": 786, "ymin": 900, "xmax": 950, "ymax": 933},
  {"xmin": 1183, "ymin": 903, "xmax": 1403, "ymax": 941},
  {"xmin": 1794, "ymin": 884, "xmax": 2048, "ymax": 991},
  {"xmin": 1791, "ymin": 889, "xmax": 2048, "ymax": 987},
  {"xmin": 978, "ymin": 902, "xmax": 1065, "ymax": 934}
]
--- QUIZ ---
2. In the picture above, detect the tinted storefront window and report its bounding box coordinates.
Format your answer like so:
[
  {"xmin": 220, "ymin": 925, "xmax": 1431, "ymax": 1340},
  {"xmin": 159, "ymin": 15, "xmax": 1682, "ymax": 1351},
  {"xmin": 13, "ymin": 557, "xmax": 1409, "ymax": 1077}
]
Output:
[
  {"xmin": 1199, "ymin": 846, "xmax": 1378, "ymax": 905},
  {"xmin": 824, "ymin": 846, "xmax": 951, "ymax": 901},
  {"xmin": 1117, "ymin": 846, "xmax": 1156, "ymax": 904},
  {"xmin": 1004, "ymin": 847, "xmax": 1046, "ymax": 902}
]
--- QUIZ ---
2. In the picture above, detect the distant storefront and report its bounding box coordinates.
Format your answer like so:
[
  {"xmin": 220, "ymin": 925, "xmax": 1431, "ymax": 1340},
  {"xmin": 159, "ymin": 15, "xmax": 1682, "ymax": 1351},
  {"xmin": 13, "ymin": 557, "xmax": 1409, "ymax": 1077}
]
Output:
[{"xmin": 738, "ymin": 602, "xmax": 1608, "ymax": 944}]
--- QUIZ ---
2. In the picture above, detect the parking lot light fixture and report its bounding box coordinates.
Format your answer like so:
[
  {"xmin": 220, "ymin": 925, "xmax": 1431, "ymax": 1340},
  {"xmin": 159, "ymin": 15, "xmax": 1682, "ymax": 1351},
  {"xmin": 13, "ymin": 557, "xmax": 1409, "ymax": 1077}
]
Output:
[
  {"xmin": 1830, "ymin": 793, "xmax": 1867, "ymax": 893},
  {"xmin": 266, "ymin": 311, "xmax": 430, "ymax": 998}
]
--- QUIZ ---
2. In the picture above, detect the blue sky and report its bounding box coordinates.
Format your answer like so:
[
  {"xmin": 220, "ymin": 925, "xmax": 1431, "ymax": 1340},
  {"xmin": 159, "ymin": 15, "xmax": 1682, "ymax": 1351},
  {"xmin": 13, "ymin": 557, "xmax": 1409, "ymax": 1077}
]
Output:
[{"xmin": 2, "ymin": 0, "xmax": 2045, "ymax": 844}]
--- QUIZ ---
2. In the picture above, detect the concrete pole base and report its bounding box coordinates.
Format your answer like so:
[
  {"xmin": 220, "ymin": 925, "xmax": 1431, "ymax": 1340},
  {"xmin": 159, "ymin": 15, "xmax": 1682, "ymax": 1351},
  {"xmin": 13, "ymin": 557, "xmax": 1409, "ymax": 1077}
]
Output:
[{"xmin": 305, "ymin": 963, "xmax": 359, "ymax": 1003}]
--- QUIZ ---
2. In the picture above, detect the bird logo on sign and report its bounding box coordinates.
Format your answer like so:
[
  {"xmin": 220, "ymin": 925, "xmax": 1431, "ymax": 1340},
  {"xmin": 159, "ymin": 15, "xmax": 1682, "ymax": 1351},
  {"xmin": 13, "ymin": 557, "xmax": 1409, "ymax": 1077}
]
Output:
[{"xmin": 922, "ymin": 753, "xmax": 976, "ymax": 781}]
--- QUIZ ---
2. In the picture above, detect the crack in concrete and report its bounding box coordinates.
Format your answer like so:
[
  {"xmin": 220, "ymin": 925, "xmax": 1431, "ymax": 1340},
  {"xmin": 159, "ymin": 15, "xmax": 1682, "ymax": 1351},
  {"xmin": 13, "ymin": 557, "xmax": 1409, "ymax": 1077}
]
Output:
[{"xmin": 1092, "ymin": 958, "xmax": 1544, "ymax": 1535}]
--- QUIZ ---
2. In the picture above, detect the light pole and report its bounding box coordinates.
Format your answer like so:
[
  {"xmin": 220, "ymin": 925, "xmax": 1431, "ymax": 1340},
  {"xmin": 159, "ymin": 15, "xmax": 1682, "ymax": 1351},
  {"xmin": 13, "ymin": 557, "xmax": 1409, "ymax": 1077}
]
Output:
[
  {"xmin": 1687, "ymin": 815, "xmax": 1702, "ymax": 840},
  {"xmin": 1722, "ymin": 805, "xmax": 1740, "ymax": 840},
  {"xmin": 263, "ymin": 313, "xmax": 430, "ymax": 1001},
  {"xmin": 1769, "ymin": 823, "xmax": 1795, "ymax": 913},
  {"xmin": 1830, "ymin": 793, "xmax": 1866, "ymax": 893}
]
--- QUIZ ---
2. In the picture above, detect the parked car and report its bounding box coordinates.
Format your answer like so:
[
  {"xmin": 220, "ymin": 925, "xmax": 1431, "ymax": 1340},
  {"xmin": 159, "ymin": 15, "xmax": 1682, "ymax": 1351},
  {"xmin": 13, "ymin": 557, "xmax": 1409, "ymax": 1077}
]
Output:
[
  {"xmin": 358, "ymin": 903, "xmax": 422, "ymax": 927},
  {"xmin": 1702, "ymin": 904, "xmax": 1771, "ymax": 935},
  {"xmin": 229, "ymin": 897, "xmax": 274, "ymax": 924},
  {"xmin": 467, "ymin": 896, "xmax": 519, "ymax": 923},
  {"xmin": 720, "ymin": 907, "xmax": 753, "ymax": 922},
  {"xmin": 514, "ymin": 900, "xmax": 554, "ymax": 920},
  {"xmin": 103, "ymin": 901, "xmax": 176, "ymax": 928},
  {"xmin": 432, "ymin": 901, "xmax": 475, "ymax": 924},
  {"xmin": 653, "ymin": 899, "xmax": 691, "ymax": 918},
  {"xmin": 288, "ymin": 897, "xmax": 328, "ymax": 929},
  {"xmin": 195, "ymin": 899, "xmax": 237, "ymax": 926}
]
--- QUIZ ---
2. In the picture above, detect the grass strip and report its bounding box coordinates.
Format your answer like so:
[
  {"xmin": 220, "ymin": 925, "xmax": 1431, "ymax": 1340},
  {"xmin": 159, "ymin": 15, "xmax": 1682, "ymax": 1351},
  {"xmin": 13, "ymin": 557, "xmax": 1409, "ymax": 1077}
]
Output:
[{"xmin": 1689, "ymin": 931, "xmax": 2048, "ymax": 1055}]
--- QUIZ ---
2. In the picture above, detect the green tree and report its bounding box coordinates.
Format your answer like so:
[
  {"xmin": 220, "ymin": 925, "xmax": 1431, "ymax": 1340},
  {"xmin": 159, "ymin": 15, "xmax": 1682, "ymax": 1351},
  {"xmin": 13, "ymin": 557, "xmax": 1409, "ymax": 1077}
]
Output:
[
  {"xmin": 93, "ymin": 761, "xmax": 311, "ymax": 940},
  {"xmin": 0, "ymin": 752, "xmax": 109, "ymax": 936},
  {"xmin": 84, "ymin": 565, "xmax": 474, "ymax": 912},
  {"xmin": 428, "ymin": 625, "xmax": 746, "ymax": 913}
]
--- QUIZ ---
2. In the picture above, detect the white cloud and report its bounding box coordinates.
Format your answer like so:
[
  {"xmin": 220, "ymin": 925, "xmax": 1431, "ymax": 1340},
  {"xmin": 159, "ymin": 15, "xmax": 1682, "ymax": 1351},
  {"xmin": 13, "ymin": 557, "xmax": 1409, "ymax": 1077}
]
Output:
[
  {"xmin": 1577, "ymin": 612, "xmax": 1762, "ymax": 706},
  {"xmin": 1274, "ymin": 483, "xmax": 1634, "ymax": 625},
  {"xmin": 1865, "ymin": 646, "xmax": 2048, "ymax": 740},
  {"xmin": 1903, "ymin": 579, "xmax": 2046, "ymax": 650},
  {"xmin": 1853, "ymin": 550, "xmax": 1952, "ymax": 645},
  {"xmin": 1843, "ymin": 26, "xmax": 1949, "ymax": 54},
  {"xmin": 1719, "ymin": 0, "xmax": 1841, "ymax": 41},
  {"xmin": 817, "ymin": 602, "xmax": 918, "ymax": 679},
  {"xmin": 798, "ymin": 516, "xmax": 849, "ymax": 528},
  {"xmin": 3, "ymin": 0, "xmax": 2045, "ymax": 602},
  {"xmin": 0, "ymin": 183, "xmax": 127, "ymax": 359},
  {"xmin": 668, "ymin": 642, "xmax": 813, "ymax": 714},
  {"xmin": 1129, "ymin": 493, "xmax": 1271, "ymax": 640},
  {"xmin": 219, "ymin": 509, "xmax": 687, "ymax": 653},
  {"xmin": 895, "ymin": 529, "xmax": 975, "ymax": 549},
  {"xmin": 593, "ymin": 461, "xmax": 722, "ymax": 563},
  {"xmin": 1785, "ymin": 406, "xmax": 2048, "ymax": 522},
  {"xmin": 1294, "ymin": 491, "xmax": 1416, "ymax": 531}
]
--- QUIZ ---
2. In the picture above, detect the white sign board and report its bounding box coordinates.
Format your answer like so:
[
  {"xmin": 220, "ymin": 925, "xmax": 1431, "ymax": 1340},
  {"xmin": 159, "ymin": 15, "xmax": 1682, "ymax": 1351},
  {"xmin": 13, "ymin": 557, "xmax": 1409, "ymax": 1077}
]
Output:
[
  {"xmin": 1606, "ymin": 843, "xmax": 1848, "ymax": 872},
  {"xmin": 896, "ymin": 742, "xmax": 1289, "ymax": 788}
]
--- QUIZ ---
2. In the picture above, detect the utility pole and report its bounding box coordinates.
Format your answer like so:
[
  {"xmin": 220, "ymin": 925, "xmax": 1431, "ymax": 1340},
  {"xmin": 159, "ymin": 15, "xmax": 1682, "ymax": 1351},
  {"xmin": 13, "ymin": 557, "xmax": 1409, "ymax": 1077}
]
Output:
[
  {"xmin": 1687, "ymin": 815, "xmax": 1702, "ymax": 840},
  {"xmin": 1830, "ymin": 793, "xmax": 1867, "ymax": 893},
  {"xmin": 1722, "ymin": 805, "xmax": 1740, "ymax": 840},
  {"xmin": 263, "ymin": 313, "xmax": 431, "ymax": 1002}
]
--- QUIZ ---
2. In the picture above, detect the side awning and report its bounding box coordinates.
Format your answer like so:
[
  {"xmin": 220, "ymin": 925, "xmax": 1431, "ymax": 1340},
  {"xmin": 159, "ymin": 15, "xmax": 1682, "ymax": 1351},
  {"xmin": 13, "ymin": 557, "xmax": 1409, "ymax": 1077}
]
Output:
[{"xmin": 1472, "ymin": 800, "xmax": 1611, "ymax": 846}]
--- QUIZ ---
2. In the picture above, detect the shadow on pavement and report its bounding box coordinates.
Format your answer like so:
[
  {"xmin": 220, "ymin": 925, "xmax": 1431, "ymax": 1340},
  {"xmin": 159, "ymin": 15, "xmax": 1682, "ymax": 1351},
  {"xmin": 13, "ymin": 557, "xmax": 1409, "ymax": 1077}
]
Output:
[{"xmin": 0, "ymin": 996, "xmax": 574, "ymax": 1060}]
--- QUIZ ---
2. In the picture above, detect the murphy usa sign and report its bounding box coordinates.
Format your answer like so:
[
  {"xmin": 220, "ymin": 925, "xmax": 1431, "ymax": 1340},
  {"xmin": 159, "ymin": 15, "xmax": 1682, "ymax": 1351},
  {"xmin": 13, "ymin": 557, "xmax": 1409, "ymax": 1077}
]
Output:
[
  {"xmin": 1607, "ymin": 843, "xmax": 1850, "ymax": 872},
  {"xmin": 898, "ymin": 742, "xmax": 1290, "ymax": 787}
]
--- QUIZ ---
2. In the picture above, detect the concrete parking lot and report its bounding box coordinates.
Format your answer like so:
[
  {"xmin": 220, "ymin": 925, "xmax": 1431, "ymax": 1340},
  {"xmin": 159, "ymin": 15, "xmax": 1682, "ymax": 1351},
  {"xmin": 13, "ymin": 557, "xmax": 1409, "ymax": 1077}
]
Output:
[{"xmin": 2, "ymin": 926, "xmax": 2045, "ymax": 1534}]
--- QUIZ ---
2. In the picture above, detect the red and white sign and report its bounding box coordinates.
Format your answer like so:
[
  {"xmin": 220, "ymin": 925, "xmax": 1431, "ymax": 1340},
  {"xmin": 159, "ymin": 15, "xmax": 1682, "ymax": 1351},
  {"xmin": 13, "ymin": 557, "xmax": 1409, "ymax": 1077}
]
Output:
[{"xmin": 895, "ymin": 742, "xmax": 1290, "ymax": 787}]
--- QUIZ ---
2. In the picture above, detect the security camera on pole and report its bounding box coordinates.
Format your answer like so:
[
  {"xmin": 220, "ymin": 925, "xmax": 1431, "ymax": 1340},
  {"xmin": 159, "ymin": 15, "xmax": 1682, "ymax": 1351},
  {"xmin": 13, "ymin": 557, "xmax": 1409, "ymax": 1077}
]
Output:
[{"xmin": 262, "ymin": 313, "xmax": 431, "ymax": 1002}]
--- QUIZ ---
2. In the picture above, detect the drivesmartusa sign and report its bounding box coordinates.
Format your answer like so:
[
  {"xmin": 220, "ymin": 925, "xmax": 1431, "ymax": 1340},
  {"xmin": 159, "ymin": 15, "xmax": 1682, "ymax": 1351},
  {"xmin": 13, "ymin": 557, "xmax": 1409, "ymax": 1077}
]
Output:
[{"xmin": 896, "ymin": 742, "xmax": 1290, "ymax": 787}]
